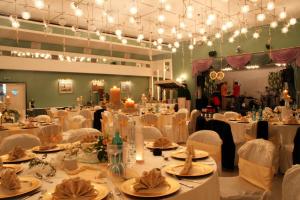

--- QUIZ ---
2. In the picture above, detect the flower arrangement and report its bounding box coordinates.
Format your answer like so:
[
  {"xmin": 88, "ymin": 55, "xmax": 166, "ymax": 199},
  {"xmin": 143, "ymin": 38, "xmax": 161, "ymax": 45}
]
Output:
[{"xmin": 95, "ymin": 135, "xmax": 108, "ymax": 163}]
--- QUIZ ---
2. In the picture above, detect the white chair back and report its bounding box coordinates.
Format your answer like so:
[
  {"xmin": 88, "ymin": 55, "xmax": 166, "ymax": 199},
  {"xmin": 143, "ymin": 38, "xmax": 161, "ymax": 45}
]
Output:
[
  {"xmin": 140, "ymin": 113, "xmax": 158, "ymax": 127},
  {"xmin": 178, "ymin": 108, "xmax": 188, "ymax": 116},
  {"xmin": 282, "ymin": 165, "xmax": 300, "ymax": 200},
  {"xmin": 118, "ymin": 113, "xmax": 130, "ymax": 139},
  {"xmin": 189, "ymin": 109, "xmax": 201, "ymax": 134},
  {"xmin": 79, "ymin": 109, "xmax": 93, "ymax": 128},
  {"xmin": 213, "ymin": 113, "xmax": 226, "ymax": 121},
  {"xmin": 177, "ymin": 97, "xmax": 186, "ymax": 110},
  {"xmin": 224, "ymin": 111, "xmax": 240, "ymax": 119},
  {"xmin": 35, "ymin": 115, "xmax": 52, "ymax": 123},
  {"xmin": 142, "ymin": 126, "xmax": 163, "ymax": 141},
  {"xmin": 0, "ymin": 134, "xmax": 41, "ymax": 155},
  {"xmin": 238, "ymin": 139, "xmax": 276, "ymax": 190},
  {"xmin": 56, "ymin": 110, "xmax": 68, "ymax": 131},
  {"xmin": 171, "ymin": 112, "xmax": 188, "ymax": 143},
  {"xmin": 62, "ymin": 128, "xmax": 101, "ymax": 143},
  {"xmin": 68, "ymin": 115, "xmax": 87, "ymax": 130},
  {"xmin": 37, "ymin": 124, "xmax": 62, "ymax": 147}
]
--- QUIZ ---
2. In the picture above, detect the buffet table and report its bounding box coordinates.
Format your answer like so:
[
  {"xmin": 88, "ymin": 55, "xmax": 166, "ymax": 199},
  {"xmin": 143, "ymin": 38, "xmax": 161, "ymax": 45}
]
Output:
[{"xmin": 14, "ymin": 145, "xmax": 219, "ymax": 200}]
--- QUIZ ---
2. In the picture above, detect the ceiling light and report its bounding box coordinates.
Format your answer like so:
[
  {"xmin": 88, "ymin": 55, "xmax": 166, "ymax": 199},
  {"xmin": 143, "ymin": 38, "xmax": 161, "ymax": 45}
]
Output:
[
  {"xmin": 207, "ymin": 41, "xmax": 213, "ymax": 46},
  {"xmin": 270, "ymin": 21, "xmax": 278, "ymax": 28},
  {"xmin": 198, "ymin": 27, "xmax": 205, "ymax": 35},
  {"xmin": 115, "ymin": 29, "xmax": 122, "ymax": 36},
  {"xmin": 137, "ymin": 34, "xmax": 144, "ymax": 41},
  {"xmin": 171, "ymin": 27, "xmax": 176, "ymax": 34},
  {"xmin": 165, "ymin": 3, "xmax": 171, "ymax": 11},
  {"xmin": 187, "ymin": 5, "xmax": 194, "ymax": 13},
  {"xmin": 279, "ymin": 10, "xmax": 287, "ymax": 19},
  {"xmin": 253, "ymin": 32, "xmax": 260, "ymax": 39},
  {"xmin": 188, "ymin": 32, "xmax": 193, "ymax": 38},
  {"xmin": 157, "ymin": 45, "xmax": 162, "ymax": 50},
  {"xmin": 221, "ymin": 24, "xmax": 228, "ymax": 31},
  {"xmin": 176, "ymin": 33, "xmax": 182, "ymax": 39},
  {"xmin": 168, "ymin": 44, "xmax": 172, "ymax": 48},
  {"xmin": 34, "ymin": 0, "xmax": 45, "ymax": 9},
  {"xmin": 179, "ymin": 21, "xmax": 185, "ymax": 29},
  {"xmin": 226, "ymin": 21, "xmax": 233, "ymax": 29},
  {"xmin": 95, "ymin": 0, "xmax": 105, "ymax": 5},
  {"xmin": 228, "ymin": 37, "xmax": 234, "ymax": 43},
  {"xmin": 129, "ymin": 5, "xmax": 137, "ymax": 15},
  {"xmin": 122, "ymin": 38, "xmax": 127, "ymax": 44},
  {"xmin": 267, "ymin": 1, "xmax": 275, "ymax": 11},
  {"xmin": 202, "ymin": 36, "xmax": 207, "ymax": 42},
  {"xmin": 21, "ymin": 11, "xmax": 31, "ymax": 20},
  {"xmin": 257, "ymin": 13, "xmax": 266, "ymax": 22},
  {"xmin": 99, "ymin": 35, "xmax": 106, "ymax": 41},
  {"xmin": 234, "ymin": 30, "xmax": 240, "ymax": 37},
  {"xmin": 206, "ymin": 19, "xmax": 213, "ymax": 26},
  {"xmin": 208, "ymin": 14, "xmax": 216, "ymax": 22},
  {"xmin": 241, "ymin": 4, "xmax": 250, "ymax": 14},
  {"xmin": 129, "ymin": 16, "xmax": 136, "ymax": 24},
  {"xmin": 153, "ymin": 41, "xmax": 158, "ymax": 46},
  {"xmin": 215, "ymin": 32, "xmax": 221, "ymax": 38},
  {"xmin": 289, "ymin": 18, "xmax": 297, "ymax": 25},
  {"xmin": 158, "ymin": 14, "xmax": 165, "ymax": 22},
  {"xmin": 281, "ymin": 26, "xmax": 289, "ymax": 33},
  {"xmin": 172, "ymin": 47, "xmax": 176, "ymax": 53},
  {"xmin": 11, "ymin": 19, "xmax": 20, "ymax": 28},
  {"xmin": 174, "ymin": 41, "xmax": 180, "ymax": 48},
  {"xmin": 157, "ymin": 27, "xmax": 164, "ymax": 34},
  {"xmin": 70, "ymin": 2, "xmax": 76, "ymax": 10},
  {"xmin": 241, "ymin": 27, "xmax": 248, "ymax": 34},
  {"xmin": 107, "ymin": 15, "xmax": 114, "ymax": 23},
  {"xmin": 157, "ymin": 38, "xmax": 163, "ymax": 44},
  {"xmin": 188, "ymin": 44, "xmax": 194, "ymax": 50},
  {"xmin": 187, "ymin": 12, "xmax": 193, "ymax": 19},
  {"xmin": 74, "ymin": 7, "xmax": 83, "ymax": 17}
]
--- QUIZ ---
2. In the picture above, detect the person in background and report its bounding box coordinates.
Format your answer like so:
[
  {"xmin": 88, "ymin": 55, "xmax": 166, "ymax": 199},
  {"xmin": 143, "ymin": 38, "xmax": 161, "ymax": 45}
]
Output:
[
  {"xmin": 233, "ymin": 81, "xmax": 241, "ymax": 111},
  {"xmin": 221, "ymin": 82, "xmax": 228, "ymax": 110}
]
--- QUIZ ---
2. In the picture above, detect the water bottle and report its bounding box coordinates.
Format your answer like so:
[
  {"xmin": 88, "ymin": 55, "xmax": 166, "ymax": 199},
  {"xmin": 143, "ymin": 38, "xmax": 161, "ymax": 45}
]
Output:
[
  {"xmin": 252, "ymin": 106, "xmax": 256, "ymax": 121},
  {"xmin": 258, "ymin": 106, "xmax": 262, "ymax": 121}
]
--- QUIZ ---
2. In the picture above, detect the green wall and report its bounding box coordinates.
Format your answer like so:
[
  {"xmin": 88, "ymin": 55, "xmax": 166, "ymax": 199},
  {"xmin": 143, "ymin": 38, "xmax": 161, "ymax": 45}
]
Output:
[
  {"xmin": 172, "ymin": 21, "xmax": 300, "ymax": 107},
  {"xmin": 0, "ymin": 70, "xmax": 149, "ymax": 108}
]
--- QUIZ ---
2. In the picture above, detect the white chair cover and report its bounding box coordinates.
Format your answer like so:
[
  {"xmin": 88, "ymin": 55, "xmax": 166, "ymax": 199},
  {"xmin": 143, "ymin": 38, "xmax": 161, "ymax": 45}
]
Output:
[
  {"xmin": 224, "ymin": 111, "xmax": 240, "ymax": 119},
  {"xmin": 165, "ymin": 112, "xmax": 188, "ymax": 143},
  {"xmin": 68, "ymin": 115, "xmax": 87, "ymax": 130},
  {"xmin": 213, "ymin": 113, "xmax": 226, "ymax": 121},
  {"xmin": 0, "ymin": 134, "xmax": 41, "ymax": 155},
  {"xmin": 177, "ymin": 97, "xmax": 186, "ymax": 109},
  {"xmin": 141, "ymin": 126, "xmax": 163, "ymax": 141},
  {"xmin": 187, "ymin": 130, "xmax": 222, "ymax": 174},
  {"xmin": 34, "ymin": 115, "xmax": 52, "ymax": 123},
  {"xmin": 62, "ymin": 128, "xmax": 101, "ymax": 143},
  {"xmin": 56, "ymin": 110, "xmax": 69, "ymax": 131},
  {"xmin": 188, "ymin": 109, "xmax": 201, "ymax": 134},
  {"xmin": 37, "ymin": 124, "xmax": 62, "ymax": 147},
  {"xmin": 282, "ymin": 165, "xmax": 300, "ymax": 200},
  {"xmin": 140, "ymin": 113, "xmax": 158, "ymax": 127},
  {"xmin": 178, "ymin": 108, "xmax": 189, "ymax": 117},
  {"xmin": 79, "ymin": 109, "xmax": 93, "ymax": 128}
]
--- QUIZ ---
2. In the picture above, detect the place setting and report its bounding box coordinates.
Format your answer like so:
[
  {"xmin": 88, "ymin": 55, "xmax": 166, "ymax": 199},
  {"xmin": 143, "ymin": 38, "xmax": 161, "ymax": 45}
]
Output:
[
  {"xmin": 146, "ymin": 137, "xmax": 179, "ymax": 150},
  {"xmin": 0, "ymin": 147, "xmax": 36, "ymax": 164}
]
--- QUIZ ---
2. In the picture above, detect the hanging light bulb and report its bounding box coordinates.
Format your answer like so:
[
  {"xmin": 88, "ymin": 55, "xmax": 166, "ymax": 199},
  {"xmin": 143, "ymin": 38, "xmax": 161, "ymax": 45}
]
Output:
[
  {"xmin": 95, "ymin": 0, "xmax": 105, "ymax": 5},
  {"xmin": 281, "ymin": 26, "xmax": 289, "ymax": 33},
  {"xmin": 171, "ymin": 27, "xmax": 176, "ymax": 34},
  {"xmin": 187, "ymin": 5, "xmax": 194, "ymax": 13},
  {"xmin": 228, "ymin": 37, "xmax": 234, "ymax": 43},
  {"xmin": 234, "ymin": 30, "xmax": 240, "ymax": 37},
  {"xmin": 129, "ymin": 16, "xmax": 136, "ymax": 24},
  {"xmin": 153, "ymin": 41, "xmax": 158, "ymax": 46},
  {"xmin": 198, "ymin": 27, "xmax": 206, "ymax": 35},
  {"xmin": 208, "ymin": 14, "xmax": 216, "ymax": 22},
  {"xmin": 11, "ymin": 19, "xmax": 20, "ymax": 28},
  {"xmin": 202, "ymin": 36, "xmax": 207, "ymax": 42},
  {"xmin": 188, "ymin": 44, "xmax": 194, "ymax": 50},
  {"xmin": 241, "ymin": 4, "xmax": 250, "ymax": 14},
  {"xmin": 289, "ymin": 18, "xmax": 297, "ymax": 25},
  {"xmin": 167, "ymin": 44, "xmax": 172, "ymax": 48},
  {"xmin": 279, "ymin": 9, "xmax": 287, "ymax": 19},
  {"xmin": 257, "ymin": 13, "xmax": 266, "ymax": 22},
  {"xmin": 187, "ymin": 12, "xmax": 193, "ymax": 19},
  {"xmin": 137, "ymin": 34, "xmax": 144, "ymax": 42},
  {"xmin": 221, "ymin": 24, "xmax": 228, "ymax": 31},
  {"xmin": 188, "ymin": 32, "xmax": 193, "ymax": 38},
  {"xmin": 21, "ymin": 10, "xmax": 31, "ymax": 20},
  {"xmin": 74, "ymin": 7, "xmax": 83, "ymax": 17},
  {"xmin": 157, "ymin": 38, "xmax": 163, "ymax": 44},
  {"xmin": 270, "ymin": 21, "xmax": 278, "ymax": 28},
  {"xmin": 179, "ymin": 21, "xmax": 185, "ymax": 29},
  {"xmin": 226, "ymin": 21, "xmax": 233, "ymax": 29},
  {"xmin": 99, "ymin": 35, "xmax": 106, "ymax": 41},
  {"xmin": 172, "ymin": 47, "xmax": 176, "ymax": 53},
  {"xmin": 215, "ymin": 32, "xmax": 221, "ymax": 38},
  {"xmin": 267, "ymin": 1, "xmax": 275, "ymax": 11},
  {"xmin": 122, "ymin": 38, "xmax": 127, "ymax": 44},
  {"xmin": 157, "ymin": 45, "xmax": 162, "ymax": 50},
  {"xmin": 115, "ymin": 29, "xmax": 122, "ymax": 36},
  {"xmin": 157, "ymin": 27, "xmax": 164, "ymax": 34},
  {"xmin": 165, "ymin": 3, "xmax": 171, "ymax": 11},
  {"xmin": 107, "ymin": 15, "xmax": 114, "ymax": 23},
  {"xmin": 207, "ymin": 40, "xmax": 213, "ymax": 46},
  {"xmin": 174, "ymin": 41, "xmax": 180, "ymax": 48},
  {"xmin": 176, "ymin": 32, "xmax": 182, "ymax": 39},
  {"xmin": 241, "ymin": 27, "xmax": 248, "ymax": 34},
  {"xmin": 34, "ymin": 0, "xmax": 45, "ymax": 9},
  {"xmin": 129, "ymin": 5, "xmax": 137, "ymax": 15},
  {"xmin": 158, "ymin": 14, "xmax": 165, "ymax": 22},
  {"xmin": 253, "ymin": 32, "xmax": 260, "ymax": 39}
]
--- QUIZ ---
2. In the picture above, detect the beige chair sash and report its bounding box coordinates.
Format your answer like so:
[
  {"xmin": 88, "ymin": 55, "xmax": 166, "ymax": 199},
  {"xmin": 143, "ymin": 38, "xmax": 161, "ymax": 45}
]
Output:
[
  {"xmin": 172, "ymin": 117, "xmax": 188, "ymax": 143},
  {"xmin": 239, "ymin": 158, "xmax": 274, "ymax": 191}
]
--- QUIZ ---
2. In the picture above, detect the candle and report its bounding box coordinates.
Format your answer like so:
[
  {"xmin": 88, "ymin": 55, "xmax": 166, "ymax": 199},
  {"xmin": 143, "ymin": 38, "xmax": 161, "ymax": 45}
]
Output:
[
  {"xmin": 125, "ymin": 98, "xmax": 135, "ymax": 108},
  {"xmin": 110, "ymin": 86, "xmax": 121, "ymax": 106},
  {"xmin": 135, "ymin": 125, "xmax": 144, "ymax": 163}
]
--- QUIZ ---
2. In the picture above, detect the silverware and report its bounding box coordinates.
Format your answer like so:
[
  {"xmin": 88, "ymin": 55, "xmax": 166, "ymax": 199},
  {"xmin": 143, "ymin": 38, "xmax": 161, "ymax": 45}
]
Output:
[
  {"xmin": 179, "ymin": 182, "xmax": 194, "ymax": 189},
  {"xmin": 20, "ymin": 189, "xmax": 41, "ymax": 200}
]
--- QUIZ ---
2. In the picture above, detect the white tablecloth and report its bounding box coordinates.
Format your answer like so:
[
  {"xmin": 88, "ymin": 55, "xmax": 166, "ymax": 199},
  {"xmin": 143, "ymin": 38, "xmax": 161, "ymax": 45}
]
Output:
[{"xmin": 20, "ymin": 146, "xmax": 220, "ymax": 200}]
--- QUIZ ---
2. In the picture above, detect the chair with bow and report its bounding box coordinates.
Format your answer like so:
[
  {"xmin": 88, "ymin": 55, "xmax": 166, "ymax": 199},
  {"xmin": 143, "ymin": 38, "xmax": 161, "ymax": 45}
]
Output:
[
  {"xmin": 62, "ymin": 128, "xmax": 101, "ymax": 143},
  {"xmin": 282, "ymin": 164, "xmax": 300, "ymax": 200},
  {"xmin": 68, "ymin": 115, "xmax": 87, "ymax": 130},
  {"xmin": 37, "ymin": 124, "xmax": 62, "ymax": 148},
  {"xmin": 219, "ymin": 139, "xmax": 276, "ymax": 200},
  {"xmin": 56, "ymin": 110, "xmax": 69, "ymax": 131},
  {"xmin": 213, "ymin": 113, "xmax": 226, "ymax": 121},
  {"xmin": 224, "ymin": 111, "xmax": 240, "ymax": 120},
  {"xmin": 165, "ymin": 112, "xmax": 188, "ymax": 143},
  {"xmin": 142, "ymin": 126, "xmax": 163, "ymax": 142},
  {"xmin": 188, "ymin": 109, "xmax": 201, "ymax": 135},
  {"xmin": 79, "ymin": 109, "xmax": 93, "ymax": 128},
  {"xmin": 35, "ymin": 115, "xmax": 52, "ymax": 123},
  {"xmin": 140, "ymin": 113, "xmax": 158, "ymax": 127}
]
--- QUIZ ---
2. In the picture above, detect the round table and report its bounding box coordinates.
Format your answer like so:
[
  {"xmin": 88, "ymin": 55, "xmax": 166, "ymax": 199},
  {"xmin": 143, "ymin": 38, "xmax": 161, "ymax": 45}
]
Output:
[{"xmin": 18, "ymin": 145, "xmax": 220, "ymax": 200}]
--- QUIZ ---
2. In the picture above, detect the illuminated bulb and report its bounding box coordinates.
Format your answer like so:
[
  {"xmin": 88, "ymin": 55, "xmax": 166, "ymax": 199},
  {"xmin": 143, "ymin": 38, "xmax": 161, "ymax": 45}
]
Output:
[
  {"xmin": 222, "ymin": 24, "xmax": 228, "ymax": 31},
  {"xmin": 75, "ymin": 7, "xmax": 83, "ymax": 17},
  {"xmin": 202, "ymin": 36, "xmax": 207, "ymax": 42},
  {"xmin": 188, "ymin": 44, "xmax": 194, "ymax": 50},
  {"xmin": 157, "ymin": 38, "xmax": 163, "ymax": 44},
  {"xmin": 241, "ymin": 4, "xmax": 250, "ymax": 13},
  {"xmin": 174, "ymin": 41, "xmax": 180, "ymax": 48},
  {"xmin": 157, "ymin": 45, "xmax": 162, "ymax": 50},
  {"xmin": 122, "ymin": 38, "xmax": 127, "ymax": 44},
  {"xmin": 168, "ymin": 44, "xmax": 172, "ymax": 48},
  {"xmin": 176, "ymin": 33, "xmax": 182, "ymax": 39},
  {"xmin": 115, "ymin": 29, "xmax": 122, "ymax": 36},
  {"xmin": 165, "ymin": 3, "xmax": 171, "ymax": 11},
  {"xmin": 137, "ymin": 34, "xmax": 144, "ymax": 41},
  {"xmin": 206, "ymin": 19, "xmax": 213, "ymax": 26},
  {"xmin": 179, "ymin": 21, "xmax": 185, "ymax": 29},
  {"xmin": 153, "ymin": 41, "xmax": 158, "ymax": 46},
  {"xmin": 270, "ymin": 21, "xmax": 278, "ymax": 28},
  {"xmin": 21, "ymin": 11, "xmax": 31, "ymax": 20},
  {"xmin": 129, "ymin": 16, "xmax": 135, "ymax": 24},
  {"xmin": 289, "ymin": 18, "xmax": 297, "ymax": 25},
  {"xmin": 95, "ymin": 0, "xmax": 105, "ymax": 5},
  {"xmin": 281, "ymin": 26, "xmax": 288, "ymax": 33},
  {"xmin": 228, "ymin": 37, "xmax": 234, "ymax": 43},
  {"xmin": 215, "ymin": 32, "xmax": 221, "ymax": 38},
  {"xmin": 187, "ymin": 5, "xmax": 194, "ymax": 13},
  {"xmin": 129, "ymin": 6, "xmax": 137, "ymax": 15},
  {"xmin": 187, "ymin": 12, "xmax": 193, "ymax": 19},
  {"xmin": 107, "ymin": 16, "xmax": 114, "ymax": 23},
  {"xmin": 279, "ymin": 10, "xmax": 287, "ymax": 19},
  {"xmin": 157, "ymin": 27, "xmax": 164, "ymax": 34},
  {"xmin": 207, "ymin": 40, "xmax": 213, "ymax": 46},
  {"xmin": 226, "ymin": 21, "xmax": 233, "ymax": 29},
  {"xmin": 34, "ymin": 0, "xmax": 45, "ymax": 9},
  {"xmin": 253, "ymin": 32, "xmax": 260, "ymax": 39},
  {"xmin": 267, "ymin": 1, "xmax": 275, "ymax": 11},
  {"xmin": 99, "ymin": 35, "xmax": 106, "ymax": 41},
  {"xmin": 171, "ymin": 27, "xmax": 176, "ymax": 34},
  {"xmin": 241, "ymin": 27, "xmax": 248, "ymax": 34},
  {"xmin": 188, "ymin": 33, "xmax": 193, "ymax": 38},
  {"xmin": 11, "ymin": 19, "xmax": 20, "ymax": 28},
  {"xmin": 158, "ymin": 14, "xmax": 165, "ymax": 22},
  {"xmin": 172, "ymin": 47, "xmax": 176, "ymax": 53},
  {"xmin": 257, "ymin": 13, "xmax": 266, "ymax": 22},
  {"xmin": 199, "ymin": 28, "xmax": 206, "ymax": 35},
  {"xmin": 234, "ymin": 30, "xmax": 240, "ymax": 37},
  {"xmin": 208, "ymin": 14, "xmax": 216, "ymax": 22}
]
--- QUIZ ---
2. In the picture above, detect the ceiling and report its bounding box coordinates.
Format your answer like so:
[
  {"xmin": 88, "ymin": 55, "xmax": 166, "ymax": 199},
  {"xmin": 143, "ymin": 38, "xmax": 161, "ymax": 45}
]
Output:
[{"xmin": 0, "ymin": 0, "xmax": 299, "ymax": 45}]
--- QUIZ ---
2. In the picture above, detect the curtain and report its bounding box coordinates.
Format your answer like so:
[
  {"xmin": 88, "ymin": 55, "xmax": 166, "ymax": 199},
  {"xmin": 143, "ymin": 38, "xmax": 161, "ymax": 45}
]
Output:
[
  {"xmin": 192, "ymin": 58, "xmax": 213, "ymax": 76},
  {"xmin": 269, "ymin": 47, "xmax": 300, "ymax": 64},
  {"xmin": 226, "ymin": 54, "xmax": 252, "ymax": 69}
]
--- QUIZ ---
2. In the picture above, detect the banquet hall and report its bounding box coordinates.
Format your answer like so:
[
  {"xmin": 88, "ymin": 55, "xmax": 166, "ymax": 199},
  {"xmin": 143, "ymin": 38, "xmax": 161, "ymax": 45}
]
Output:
[{"xmin": 0, "ymin": 0, "xmax": 300, "ymax": 199}]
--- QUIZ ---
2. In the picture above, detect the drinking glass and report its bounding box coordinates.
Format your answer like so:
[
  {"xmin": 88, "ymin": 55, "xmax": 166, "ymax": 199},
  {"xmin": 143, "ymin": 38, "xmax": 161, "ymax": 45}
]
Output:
[{"xmin": 107, "ymin": 144, "xmax": 125, "ymax": 177}]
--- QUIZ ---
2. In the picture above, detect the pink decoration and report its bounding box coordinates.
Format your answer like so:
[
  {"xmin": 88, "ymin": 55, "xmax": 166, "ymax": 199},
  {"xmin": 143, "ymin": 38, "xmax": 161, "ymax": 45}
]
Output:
[
  {"xmin": 226, "ymin": 54, "xmax": 252, "ymax": 69},
  {"xmin": 269, "ymin": 47, "xmax": 300, "ymax": 64},
  {"xmin": 192, "ymin": 58, "xmax": 213, "ymax": 76}
]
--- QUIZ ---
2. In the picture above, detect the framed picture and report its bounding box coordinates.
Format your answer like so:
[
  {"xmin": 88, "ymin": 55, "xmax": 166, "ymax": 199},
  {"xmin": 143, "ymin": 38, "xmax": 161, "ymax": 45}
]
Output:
[{"xmin": 58, "ymin": 79, "xmax": 73, "ymax": 94}]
